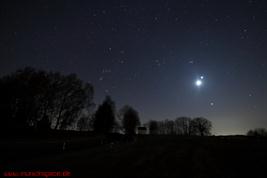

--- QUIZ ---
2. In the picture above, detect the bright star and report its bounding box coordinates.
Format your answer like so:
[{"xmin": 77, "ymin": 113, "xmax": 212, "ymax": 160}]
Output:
[{"xmin": 195, "ymin": 79, "xmax": 202, "ymax": 87}]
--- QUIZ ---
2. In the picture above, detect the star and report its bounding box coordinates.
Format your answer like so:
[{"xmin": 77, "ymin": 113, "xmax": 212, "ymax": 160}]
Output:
[{"xmin": 188, "ymin": 60, "xmax": 194, "ymax": 64}]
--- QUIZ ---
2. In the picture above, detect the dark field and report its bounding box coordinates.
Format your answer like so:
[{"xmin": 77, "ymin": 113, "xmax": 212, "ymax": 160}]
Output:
[{"xmin": 2, "ymin": 134, "xmax": 267, "ymax": 178}]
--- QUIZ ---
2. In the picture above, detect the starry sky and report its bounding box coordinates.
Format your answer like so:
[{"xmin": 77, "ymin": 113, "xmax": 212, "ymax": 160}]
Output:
[{"xmin": 1, "ymin": 0, "xmax": 267, "ymax": 135}]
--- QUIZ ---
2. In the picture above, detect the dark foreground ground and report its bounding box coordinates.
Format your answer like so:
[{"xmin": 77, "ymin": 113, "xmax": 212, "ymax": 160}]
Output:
[{"xmin": 1, "ymin": 134, "xmax": 267, "ymax": 178}]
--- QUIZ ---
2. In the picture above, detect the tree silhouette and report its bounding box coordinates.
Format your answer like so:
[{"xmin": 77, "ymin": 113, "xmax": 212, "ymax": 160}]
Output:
[
  {"xmin": 156, "ymin": 119, "xmax": 175, "ymax": 135},
  {"xmin": 148, "ymin": 120, "xmax": 158, "ymax": 135},
  {"xmin": 247, "ymin": 128, "xmax": 267, "ymax": 137},
  {"xmin": 0, "ymin": 67, "xmax": 49, "ymax": 130},
  {"xmin": 146, "ymin": 117, "xmax": 212, "ymax": 136},
  {"xmin": 53, "ymin": 74, "xmax": 94, "ymax": 130},
  {"xmin": 37, "ymin": 114, "xmax": 51, "ymax": 131},
  {"xmin": 174, "ymin": 117, "xmax": 191, "ymax": 135},
  {"xmin": 77, "ymin": 115, "xmax": 91, "ymax": 131},
  {"xmin": 165, "ymin": 119, "xmax": 175, "ymax": 135},
  {"xmin": 190, "ymin": 117, "xmax": 212, "ymax": 136},
  {"xmin": 120, "ymin": 105, "xmax": 140, "ymax": 135},
  {"xmin": 0, "ymin": 67, "xmax": 94, "ymax": 132},
  {"xmin": 92, "ymin": 96, "xmax": 116, "ymax": 134}
]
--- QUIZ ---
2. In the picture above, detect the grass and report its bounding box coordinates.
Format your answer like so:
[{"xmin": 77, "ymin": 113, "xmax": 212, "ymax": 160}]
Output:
[{"xmin": 2, "ymin": 135, "xmax": 267, "ymax": 177}]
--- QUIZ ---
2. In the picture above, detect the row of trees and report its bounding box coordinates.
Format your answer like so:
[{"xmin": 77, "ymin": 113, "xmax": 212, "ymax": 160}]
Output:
[
  {"xmin": 0, "ymin": 67, "xmax": 141, "ymax": 135},
  {"xmin": 90, "ymin": 96, "xmax": 141, "ymax": 135},
  {"xmin": 0, "ymin": 67, "xmax": 213, "ymax": 136},
  {"xmin": 147, "ymin": 117, "xmax": 212, "ymax": 136},
  {"xmin": 0, "ymin": 67, "xmax": 94, "ymax": 131},
  {"xmin": 247, "ymin": 128, "xmax": 267, "ymax": 137}
]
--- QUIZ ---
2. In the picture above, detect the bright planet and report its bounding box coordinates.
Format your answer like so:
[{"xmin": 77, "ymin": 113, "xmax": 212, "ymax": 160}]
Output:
[{"xmin": 195, "ymin": 79, "xmax": 203, "ymax": 87}]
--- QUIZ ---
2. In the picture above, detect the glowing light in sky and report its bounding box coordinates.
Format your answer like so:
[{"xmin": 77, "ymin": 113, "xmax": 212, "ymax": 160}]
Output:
[
  {"xmin": 195, "ymin": 75, "xmax": 204, "ymax": 87},
  {"xmin": 195, "ymin": 79, "xmax": 202, "ymax": 86}
]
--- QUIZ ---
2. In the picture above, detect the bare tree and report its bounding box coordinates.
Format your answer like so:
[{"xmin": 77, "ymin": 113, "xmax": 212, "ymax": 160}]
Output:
[
  {"xmin": 77, "ymin": 115, "xmax": 90, "ymax": 131},
  {"xmin": 53, "ymin": 74, "xmax": 94, "ymax": 130},
  {"xmin": 148, "ymin": 120, "xmax": 158, "ymax": 135},
  {"xmin": 164, "ymin": 119, "xmax": 175, "ymax": 135},
  {"xmin": 0, "ymin": 67, "xmax": 94, "ymax": 131},
  {"xmin": 174, "ymin": 117, "xmax": 191, "ymax": 135},
  {"xmin": 190, "ymin": 117, "xmax": 212, "ymax": 136},
  {"xmin": 247, "ymin": 128, "xmax": 267, "ymax": 136},
  {"xmin": 157, "ymin": 121, "xmax": 165, "ymax": 135}
]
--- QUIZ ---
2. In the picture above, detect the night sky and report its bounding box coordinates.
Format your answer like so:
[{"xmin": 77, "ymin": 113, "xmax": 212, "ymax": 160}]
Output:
[{"xmin": 1, "ymin": 0, "xmax": 267, "ymax": 135}]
